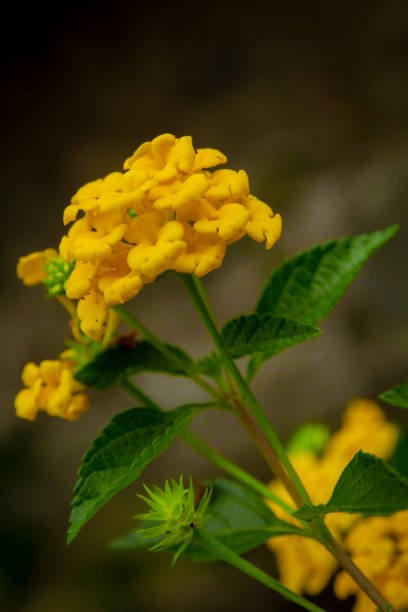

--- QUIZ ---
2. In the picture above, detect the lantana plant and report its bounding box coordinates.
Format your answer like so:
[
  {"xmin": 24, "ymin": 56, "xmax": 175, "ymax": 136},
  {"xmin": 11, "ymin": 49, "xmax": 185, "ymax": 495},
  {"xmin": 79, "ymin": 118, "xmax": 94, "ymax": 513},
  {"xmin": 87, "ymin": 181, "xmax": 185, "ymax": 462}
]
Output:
[{"xmin": 15, "ymin": 134, "xmax": 408, "ymax": 611}]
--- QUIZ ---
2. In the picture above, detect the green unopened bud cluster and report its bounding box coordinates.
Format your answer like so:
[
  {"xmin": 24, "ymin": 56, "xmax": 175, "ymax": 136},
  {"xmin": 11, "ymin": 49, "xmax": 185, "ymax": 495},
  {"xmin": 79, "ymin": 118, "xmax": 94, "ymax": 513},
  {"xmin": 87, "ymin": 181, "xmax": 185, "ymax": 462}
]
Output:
[
  {"xmin": 136, "ymin": 476, "xmax": 211, "ymax": 563},
  {"xmin": 43, "ymin": 258, "xmax": 76, "ymax": 297}
]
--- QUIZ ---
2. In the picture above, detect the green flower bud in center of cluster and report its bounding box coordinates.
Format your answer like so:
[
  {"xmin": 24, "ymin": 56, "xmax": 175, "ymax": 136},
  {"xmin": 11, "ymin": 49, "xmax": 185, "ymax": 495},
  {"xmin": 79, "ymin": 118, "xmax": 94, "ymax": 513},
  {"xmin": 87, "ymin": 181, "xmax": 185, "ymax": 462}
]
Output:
[{"xmin": 43, "ymin": 258, "xmax": 76, "ymax": 297}]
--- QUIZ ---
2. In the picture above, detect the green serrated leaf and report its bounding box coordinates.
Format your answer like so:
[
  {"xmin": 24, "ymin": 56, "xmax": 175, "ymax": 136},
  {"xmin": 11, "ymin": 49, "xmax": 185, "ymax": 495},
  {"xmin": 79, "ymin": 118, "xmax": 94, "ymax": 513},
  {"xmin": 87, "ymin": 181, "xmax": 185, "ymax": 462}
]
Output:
[
  {"xmin": 380, "ymin": 381, "xmax": 408, "ymax": 409},
  {"xmin": 67, "ymin": 404, "xmax": 206, "ymax": 543},
  {"xmin": 248, "ymin": 226, "xmax": 397, "ymax": 379},
  {"xmin": 294, "ymin": 450, "xmax": 408, "ymax": 520},
  {"xmin": 222, "ymin": 314, "xmax": 320, "ymax": 359},
  {"xmin": 256, "ymin": 226, "xmax": 397, "ymax": 323},
  {"xmin": 195, "ymin": 353, "xmax": 223, "ymax": 379},
  {"xmin": 111, "ymin": 478, "xmax": 304, "ymax": 559},
  {"xmin": 75, "ymin": 341, "xmax": 194, "ymax": 389}
]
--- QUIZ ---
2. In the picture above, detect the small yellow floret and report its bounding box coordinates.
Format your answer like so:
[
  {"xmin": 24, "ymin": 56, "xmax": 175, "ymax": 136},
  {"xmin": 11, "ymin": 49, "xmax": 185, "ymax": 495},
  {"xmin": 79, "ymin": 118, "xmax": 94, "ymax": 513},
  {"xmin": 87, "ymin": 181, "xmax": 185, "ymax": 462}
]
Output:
[
  {"xmin": 77, "ymin": 289, "xmax": 109, "ymax": 340},
  {"xmin": 66, "ymin": 261, "xmax": 96, "ymax": 299},
  {"xmin": 15, "ymin": 359, "xmax": 89, "ymax": 421},
  {"xmin": 174, "ymin": 225, "xmax": 226, "ymax": 277},
  {"xmin": 17, "ymin": 249, "xmax": 58, "ymax": 286}
]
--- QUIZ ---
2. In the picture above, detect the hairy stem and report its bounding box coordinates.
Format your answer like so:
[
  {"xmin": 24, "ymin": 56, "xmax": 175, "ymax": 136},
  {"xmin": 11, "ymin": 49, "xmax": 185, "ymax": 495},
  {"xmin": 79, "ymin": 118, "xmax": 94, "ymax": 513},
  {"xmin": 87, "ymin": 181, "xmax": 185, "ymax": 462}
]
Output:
[
  {"xmin": 113, "ymin": 305, "xmax": 222, "ymax": 401},
  {"xmin": 181, "ymin": 430, "xmax": 296, "ymax": 515},
  {"xmin": 197, "ymin": 530, "xmax": 326, "ymax": 612},
  {"xmin": 322, "ymin": 530, "xmax": 395, "ymax": 612},
  {"xmin": 101, "ymin": 309, "xmax": 121, "ymax": 349},
  {"xmin": 181, "ymin": 274, "xmax": 310, "ymax": 506}
]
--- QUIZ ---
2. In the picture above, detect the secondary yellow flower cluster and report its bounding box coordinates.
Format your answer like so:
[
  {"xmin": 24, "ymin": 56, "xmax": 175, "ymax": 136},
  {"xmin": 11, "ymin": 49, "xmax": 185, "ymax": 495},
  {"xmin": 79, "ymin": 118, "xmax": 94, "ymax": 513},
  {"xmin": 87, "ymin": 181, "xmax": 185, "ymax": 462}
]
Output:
[
  {"xmin": 17, "ymin": 134, "xmax": 282, "ymax": 340},
  {"xmin": 15, "ymin": 356, "xmax": 89, "ymax": 421},
  {"xmin": 266, "ymin": 399, "xmax": 407, "ymax": 611},
  {"xmin": 335, "ymin": 512, "xmax": 408, "ymax": 612}
]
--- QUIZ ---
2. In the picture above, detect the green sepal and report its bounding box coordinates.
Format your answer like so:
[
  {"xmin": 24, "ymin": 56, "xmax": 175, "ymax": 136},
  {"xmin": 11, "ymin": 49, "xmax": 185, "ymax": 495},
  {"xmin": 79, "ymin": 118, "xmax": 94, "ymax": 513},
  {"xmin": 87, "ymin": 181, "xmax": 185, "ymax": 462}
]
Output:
[
  {"xmin": 74, "ymin": 341, "xmax": 194, "ymax": 389},
  {"xmin": 64, "ymin": 338, "xmax": 100, "ymax": 370},
  {"xmin": 67, "ymin": 404, "xmax": 210, "ymax": 543},
  {"xmin": 294, "ymin": 450, "xmax": 408, "ymax": 520}
]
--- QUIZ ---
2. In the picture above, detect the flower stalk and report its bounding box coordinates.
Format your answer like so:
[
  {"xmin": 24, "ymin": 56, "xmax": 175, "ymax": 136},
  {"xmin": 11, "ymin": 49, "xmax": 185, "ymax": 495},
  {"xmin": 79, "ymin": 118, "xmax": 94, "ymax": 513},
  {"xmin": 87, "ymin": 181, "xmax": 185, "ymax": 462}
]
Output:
[
  {"xmin": 196, "ymin": 529, "xmax": 325, "ymax": 612},
  {"xmin": 113, "ymin": 305, "xmax": 223, "ymax": 402}
]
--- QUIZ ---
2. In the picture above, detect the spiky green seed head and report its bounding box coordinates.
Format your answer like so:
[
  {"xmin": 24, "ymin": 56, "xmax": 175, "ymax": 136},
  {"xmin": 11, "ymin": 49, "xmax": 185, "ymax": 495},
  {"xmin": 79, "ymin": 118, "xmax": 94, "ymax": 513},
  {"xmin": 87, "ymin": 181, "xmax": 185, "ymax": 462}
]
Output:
[{"xmin": 136, "ymin": 476, "xmax": 211, "ymax": 563}]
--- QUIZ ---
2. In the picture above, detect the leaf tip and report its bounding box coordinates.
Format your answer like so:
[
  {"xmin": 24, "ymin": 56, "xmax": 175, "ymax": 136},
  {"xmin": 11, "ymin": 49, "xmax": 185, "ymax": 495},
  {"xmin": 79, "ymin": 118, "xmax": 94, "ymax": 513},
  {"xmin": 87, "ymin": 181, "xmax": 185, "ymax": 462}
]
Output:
[{"xmin": 66, "ymin": 525, "xmax": 78, "ymax": 545}]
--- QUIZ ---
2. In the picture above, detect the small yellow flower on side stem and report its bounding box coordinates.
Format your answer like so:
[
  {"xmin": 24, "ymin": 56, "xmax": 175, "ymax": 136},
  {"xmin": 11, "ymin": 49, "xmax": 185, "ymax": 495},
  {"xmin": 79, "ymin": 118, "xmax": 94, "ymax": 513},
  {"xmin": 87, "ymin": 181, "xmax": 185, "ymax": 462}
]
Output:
[
  {"xmin": 15, "ymin": 358, "xmax": 89, "ymax": 421},
  {"xmin": 266, "ymin": 399, "xmax": 401, "ymax": 607}
]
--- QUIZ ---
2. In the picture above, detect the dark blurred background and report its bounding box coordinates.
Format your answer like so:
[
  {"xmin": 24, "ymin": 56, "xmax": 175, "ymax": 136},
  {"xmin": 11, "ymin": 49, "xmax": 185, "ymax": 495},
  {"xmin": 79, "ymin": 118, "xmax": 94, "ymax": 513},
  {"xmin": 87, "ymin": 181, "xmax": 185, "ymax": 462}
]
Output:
[{"xmin": 1, "ymin": 1, "xmax": 408, "ymax": 610}]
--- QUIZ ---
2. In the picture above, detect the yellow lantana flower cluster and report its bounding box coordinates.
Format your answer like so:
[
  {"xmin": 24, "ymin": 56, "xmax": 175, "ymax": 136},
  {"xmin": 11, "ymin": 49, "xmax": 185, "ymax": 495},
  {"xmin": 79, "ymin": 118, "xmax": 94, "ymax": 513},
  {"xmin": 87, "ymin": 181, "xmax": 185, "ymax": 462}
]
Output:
[
  {"xmin": 335, "ymin": 511, "xmax": 408, "ymax": 612},
  {"xmin": 59, "ymin": 133, "xmax": 282, "ymax": 339},
  {"xmin": 15, "ymin": 357, "xmax": 89, "ymax": 421},
  {"xmin": 266, "ymin": 399, "xmax": 404, "ymax": 609}
]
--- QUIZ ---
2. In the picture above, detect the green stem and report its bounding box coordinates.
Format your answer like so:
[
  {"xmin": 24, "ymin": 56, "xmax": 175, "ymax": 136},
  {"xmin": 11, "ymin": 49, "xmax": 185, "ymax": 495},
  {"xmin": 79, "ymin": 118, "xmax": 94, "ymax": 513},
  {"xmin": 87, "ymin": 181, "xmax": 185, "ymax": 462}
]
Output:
[
  {"xmin": 196, "ymin": 530, "xmax": 325, "ymax": 612},
  {"xmin": 121, "ymin": 379, "xmax": 161, "ymax": 410},
  {"xmin": 181, "ymin": 430, "xmax": 295, "ymax": 516},
  {"xmin": 322, "ymin": 531, "xmax": 395, "ymax": 612},
  {"xmin": 181, "ymin": 274, "xmax": 310, "ymax": 507},
  {"xmin": 101, "ymin": 309, "xmax": 121, "ymax": 349},
  {"xmin": 182, "ymin": 274, "xmax": 393, "ymax": 612},
  {"xmin": 113, "ymin": 305, "xmax": 223, "ymax": 401}
]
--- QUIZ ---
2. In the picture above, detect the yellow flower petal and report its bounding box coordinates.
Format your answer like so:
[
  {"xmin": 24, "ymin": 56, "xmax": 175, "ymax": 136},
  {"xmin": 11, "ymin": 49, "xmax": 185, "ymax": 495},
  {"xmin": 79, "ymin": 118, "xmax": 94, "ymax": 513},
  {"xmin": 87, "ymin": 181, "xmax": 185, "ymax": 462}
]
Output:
[
  {"xmin": 77, "ymin": 289, "xmax": 108, "ymax": 340},
  {"xmin": 123, "ymin": 133, "xmax": 176, "ymax": 170},
  {"xmin": 128, "ymin": 221, "xmax": 186, "ymax": 278},
  {"xmin": 174, "ymin": 226, "xmax": 226, "ymax": 276},
  {"xmin": 153, "ymin": 174, "xmax": 208, "ymax": 211},
  {"xmin": 193, "ymin": 148, "xmax": 227, "ymax": 171},
  {"xmin": 21, "ymin": 362, "xmax": 40, "ymax": 386},
  {"xmin": 194, "ymin": 203, "xmax": 250, "ymax": 243},
  {"xmin": 17, "ymin": 249, "xmax": 58, "ymax": 286},
  {"xmin": 15, "ymin": 388, "xmax": 40, "ymax": 421},
  {"xmin": 245, "ymin": 196, "xmax": 282, "ymax": 249},
  {"xmin": 66, "ymin": 261, "xmax": 96, "ymax": 299},
  {"xmin": 102, "ymin": 272, "xmax": 143, "ymax": 305},
  {"xmin": 65, "ymin": 393, "xmax": 90, "ymax": 421}
]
